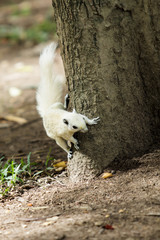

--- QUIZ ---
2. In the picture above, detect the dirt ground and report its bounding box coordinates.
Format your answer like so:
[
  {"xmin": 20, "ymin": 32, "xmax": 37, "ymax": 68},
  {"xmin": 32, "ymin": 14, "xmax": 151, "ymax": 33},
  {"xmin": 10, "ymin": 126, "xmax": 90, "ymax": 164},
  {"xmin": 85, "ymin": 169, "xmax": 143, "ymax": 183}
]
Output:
[{"xmin": 0, "ymin": 2, "xmax": 160, "ymax": 240}]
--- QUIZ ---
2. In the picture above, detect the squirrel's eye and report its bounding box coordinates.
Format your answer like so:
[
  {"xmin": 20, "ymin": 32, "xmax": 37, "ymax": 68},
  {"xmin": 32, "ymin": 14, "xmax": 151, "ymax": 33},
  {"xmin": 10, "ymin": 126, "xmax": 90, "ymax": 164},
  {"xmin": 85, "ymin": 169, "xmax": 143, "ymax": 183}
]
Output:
[
  {"xmin": 63, "ymin": 119, "xmax": 68, "ymax": 125},
  {"xmin": 72, "ymin": 125, "xmax": 78, "ymax": 129}
]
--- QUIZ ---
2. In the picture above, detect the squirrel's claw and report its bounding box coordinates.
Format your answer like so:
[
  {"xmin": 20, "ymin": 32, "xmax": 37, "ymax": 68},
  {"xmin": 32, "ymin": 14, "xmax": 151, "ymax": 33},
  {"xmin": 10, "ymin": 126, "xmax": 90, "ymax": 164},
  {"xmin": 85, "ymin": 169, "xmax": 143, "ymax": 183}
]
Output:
[
  {"xmin": 68, "ymin": 150, "xmax": 73, "ymax": 159},
  {"xmin": 74, "ymin": 143, "xmax": 79, "ymax": 150},
  {"xmin": 91, "ymin": 117, "xmax": 100, "ymax": 124}
]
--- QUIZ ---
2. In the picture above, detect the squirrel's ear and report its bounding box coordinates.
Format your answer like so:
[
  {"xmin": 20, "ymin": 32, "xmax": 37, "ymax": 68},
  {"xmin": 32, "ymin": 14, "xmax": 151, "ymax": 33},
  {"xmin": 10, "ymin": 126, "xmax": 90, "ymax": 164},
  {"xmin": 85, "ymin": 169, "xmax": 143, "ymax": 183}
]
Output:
[
  {"xmin": 72, "ymin": 108, "xmax": 77, "ymax": 114},
  {"xmin": 63, "ymin": 119, "xmax": 68, "ymax": 125}
]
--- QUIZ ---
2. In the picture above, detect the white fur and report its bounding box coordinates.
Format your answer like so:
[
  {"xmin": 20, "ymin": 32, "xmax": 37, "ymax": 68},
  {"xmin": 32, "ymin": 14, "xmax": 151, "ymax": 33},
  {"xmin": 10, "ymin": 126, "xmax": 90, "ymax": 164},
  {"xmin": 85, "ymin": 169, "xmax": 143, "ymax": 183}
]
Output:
[
  {"xmin": 36, "ymin": 43, "xmax": 100, "ymax": 159},
  {"xmin": 36, "ymin": 43, "xmax": 66, "ymax": 117}
]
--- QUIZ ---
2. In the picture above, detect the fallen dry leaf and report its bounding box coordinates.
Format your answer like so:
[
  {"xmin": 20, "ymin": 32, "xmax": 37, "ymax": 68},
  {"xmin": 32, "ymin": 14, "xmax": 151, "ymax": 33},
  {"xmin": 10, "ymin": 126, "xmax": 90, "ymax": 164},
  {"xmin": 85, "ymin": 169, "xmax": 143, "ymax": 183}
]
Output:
[
  {"xmin": 27, "ymin": 203, "xmax": 33, "ymax": 207},
  {"xmin": 119, "ymin": 209, "xmax": 125, "ymax": 213},
  {"xmin": 101, "ymin": 172, "xmax": 113, "ymax": 179},
  {"xmin": 53, "ymin": 161, "xmax": 67, "ymax": 168},
  {"xmin": 103, "ymin": 224, "xmax": 114, "ymax": 230},
  {"xmin": 55, "ymin": 167, "xmax": 65, "ymax": 172}
]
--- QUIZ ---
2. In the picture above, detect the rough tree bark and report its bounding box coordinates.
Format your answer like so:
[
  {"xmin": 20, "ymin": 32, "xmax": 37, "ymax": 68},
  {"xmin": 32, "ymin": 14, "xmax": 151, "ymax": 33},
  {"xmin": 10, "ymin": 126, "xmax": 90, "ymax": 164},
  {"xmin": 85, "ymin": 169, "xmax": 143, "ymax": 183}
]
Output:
[{"xmin": 52, "ymin": 0, "xmax": 160, "ymax": 182}]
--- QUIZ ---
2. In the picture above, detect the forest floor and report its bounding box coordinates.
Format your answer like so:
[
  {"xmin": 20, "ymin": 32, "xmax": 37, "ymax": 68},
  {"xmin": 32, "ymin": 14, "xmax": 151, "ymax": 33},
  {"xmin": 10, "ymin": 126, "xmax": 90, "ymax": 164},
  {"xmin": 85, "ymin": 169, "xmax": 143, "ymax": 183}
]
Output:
[{"xmin": 0, "ymin": 1, "xmax": 160, "ymax": 240}]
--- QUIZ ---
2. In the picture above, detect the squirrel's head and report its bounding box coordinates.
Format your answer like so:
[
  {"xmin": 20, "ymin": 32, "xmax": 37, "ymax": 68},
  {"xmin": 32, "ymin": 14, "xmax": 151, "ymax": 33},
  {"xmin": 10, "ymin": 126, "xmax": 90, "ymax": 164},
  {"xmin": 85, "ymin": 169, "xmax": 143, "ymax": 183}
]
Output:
[{"xmin": 63, "ymin": 111, "xmax": 88, "ymax": 133}]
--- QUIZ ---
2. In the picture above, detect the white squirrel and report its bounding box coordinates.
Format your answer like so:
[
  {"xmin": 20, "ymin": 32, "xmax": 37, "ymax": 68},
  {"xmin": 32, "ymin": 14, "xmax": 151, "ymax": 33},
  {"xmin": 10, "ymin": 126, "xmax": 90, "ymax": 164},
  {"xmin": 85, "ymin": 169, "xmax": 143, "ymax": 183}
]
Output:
[{"xmin": 36, "ymin": 42, "xmax": 100, "ymax": 159}]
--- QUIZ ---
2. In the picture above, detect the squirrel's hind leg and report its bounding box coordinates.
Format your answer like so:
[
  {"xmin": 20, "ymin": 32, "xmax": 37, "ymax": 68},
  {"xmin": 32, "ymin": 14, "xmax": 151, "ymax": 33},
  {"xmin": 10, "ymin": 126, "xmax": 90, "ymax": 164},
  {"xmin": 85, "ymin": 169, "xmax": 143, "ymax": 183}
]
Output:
[
  {"xmin": 55, "ymin": 137, "xmax": 73, "ymax": 159},
  {"xmin": 70, "ymin": 136, "xmax": 79, "ymax": 150}
]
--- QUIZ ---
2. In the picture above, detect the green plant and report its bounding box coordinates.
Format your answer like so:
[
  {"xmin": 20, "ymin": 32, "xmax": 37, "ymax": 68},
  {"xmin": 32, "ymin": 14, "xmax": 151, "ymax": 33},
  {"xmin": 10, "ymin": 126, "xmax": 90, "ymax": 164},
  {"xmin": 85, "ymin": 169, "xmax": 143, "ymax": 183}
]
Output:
[
  {"xmin": 0, "ymin": 25, "xmax": 24, "ymax": 42},
  {"xmin": 20, "ymin": 152, "xmax": 32, "ymax": 176},
  {"xmin": 45, "ymin": 147, "xmax": 55, "ymax": 168},
  {"xmin": 0, "ymin": 153, "xmax": 32, "ymax": 197},
  {"xmin": 0, "ymin": 150, "xmax": 56, "ymax": 197},
  {"xmin": 33, "ymin": 148, "xmax": 55, "ymax": 177},
  {"xmin": 12, "ymin": 4, "xmax": 31, "ymax": 17},
  {"xmin": 0, "ymin": 19, "xmax": 56, "ymax": 44},
  {"xmin": 26, "ymin": 20, "xmax": 56, "ymax": 43}
]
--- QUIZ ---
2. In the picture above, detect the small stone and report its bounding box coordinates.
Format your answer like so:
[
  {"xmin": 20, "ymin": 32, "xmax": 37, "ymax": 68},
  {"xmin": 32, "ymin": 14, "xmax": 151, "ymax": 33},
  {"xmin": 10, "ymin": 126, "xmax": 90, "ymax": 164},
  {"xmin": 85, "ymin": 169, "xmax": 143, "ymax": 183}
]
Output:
[
  {"xmin": 42, "ymin": 221, "xmax": 52, "ymax": 226},
  {"xmin": 94, "ymin": 221, "xmax": 103, "ymax": 226},
  {"xmin": 119, "ymin": 209, "xmax": 125, "ymax": 213},
  {"xmin": 46, "ymin": 216, "xmax": 59, "ymax": 222},
  {"xmin": 79, "ymin": 204, "xmax": 92, "ymax": 211},
  {"xmin": 21, "ymin": 224, "xmax": 27, "ymax": 228}
]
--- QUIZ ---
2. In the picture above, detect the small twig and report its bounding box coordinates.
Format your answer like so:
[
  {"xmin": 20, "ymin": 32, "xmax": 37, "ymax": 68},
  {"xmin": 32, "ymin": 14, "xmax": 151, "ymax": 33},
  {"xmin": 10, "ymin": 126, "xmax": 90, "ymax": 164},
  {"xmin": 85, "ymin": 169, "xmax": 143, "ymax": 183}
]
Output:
[
  {"xmin": 17, "ymin": 216, "xmax": 53, "ymax": 222},
  {"xmin": 145, "ymin": 213, "xmax": 160, "ymax": 217}
]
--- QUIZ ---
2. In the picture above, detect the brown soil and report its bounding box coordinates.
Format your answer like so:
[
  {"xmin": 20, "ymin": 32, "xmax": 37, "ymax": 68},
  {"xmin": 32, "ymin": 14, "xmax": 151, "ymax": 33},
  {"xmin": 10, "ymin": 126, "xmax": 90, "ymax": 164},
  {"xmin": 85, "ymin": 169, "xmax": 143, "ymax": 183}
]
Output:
[{"xmin": 0, "ymin": 2, "xmax": 160, "ymax": 240}]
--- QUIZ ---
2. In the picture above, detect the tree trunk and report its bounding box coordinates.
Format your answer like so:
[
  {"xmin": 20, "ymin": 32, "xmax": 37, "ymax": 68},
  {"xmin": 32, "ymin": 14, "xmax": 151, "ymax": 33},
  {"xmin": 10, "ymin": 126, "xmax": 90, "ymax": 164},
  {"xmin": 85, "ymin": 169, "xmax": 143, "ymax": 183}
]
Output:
[{"xmin": 52, "ymin": 0, "xmax": 160, "ymax": 182}]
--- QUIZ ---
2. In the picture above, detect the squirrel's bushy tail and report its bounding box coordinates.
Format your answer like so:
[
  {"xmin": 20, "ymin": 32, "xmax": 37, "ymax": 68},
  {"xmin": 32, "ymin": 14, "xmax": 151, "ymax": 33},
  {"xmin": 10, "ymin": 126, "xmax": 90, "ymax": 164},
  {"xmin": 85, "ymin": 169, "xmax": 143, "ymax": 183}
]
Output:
[{"xmin": 36, "ymin": 42, "xmax": 66, "ymax": 117}]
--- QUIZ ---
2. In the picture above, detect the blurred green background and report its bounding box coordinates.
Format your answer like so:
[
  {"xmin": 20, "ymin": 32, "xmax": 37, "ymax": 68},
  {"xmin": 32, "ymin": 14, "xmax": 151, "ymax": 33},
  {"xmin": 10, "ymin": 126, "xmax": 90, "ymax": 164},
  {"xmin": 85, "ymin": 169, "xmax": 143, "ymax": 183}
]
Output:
[{"xmin": 0, "ymin": 0, "xmax": 56, "ymax": 46}]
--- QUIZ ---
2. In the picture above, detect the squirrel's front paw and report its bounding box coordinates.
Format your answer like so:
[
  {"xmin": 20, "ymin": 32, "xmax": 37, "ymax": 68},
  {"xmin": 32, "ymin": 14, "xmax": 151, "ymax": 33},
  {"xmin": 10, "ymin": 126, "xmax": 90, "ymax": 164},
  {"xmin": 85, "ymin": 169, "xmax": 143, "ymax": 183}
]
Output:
[
  {"xmin": 74, "ymin": 142, "xmax": 79, "ymax": 150},
  {"xmin": 67, "ymin": 150, "xmax": 73, "ymax": 159},
  {"xmin": 91, "ymin": 117, "xmax": 100, "ymax": 125},
  {"xmin": 73, "ymin": 139, "xmax": 79, "ymax": 150}
]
